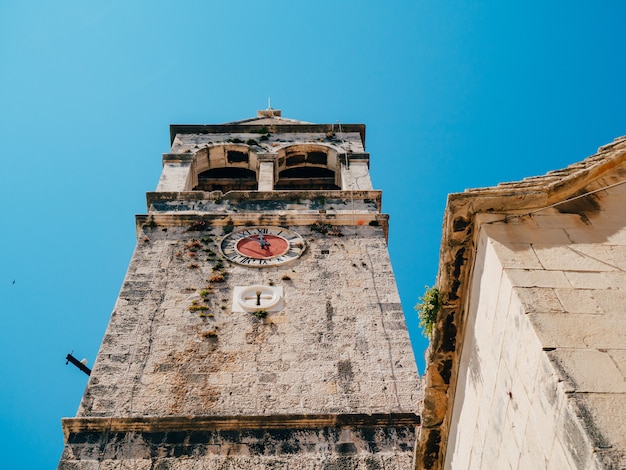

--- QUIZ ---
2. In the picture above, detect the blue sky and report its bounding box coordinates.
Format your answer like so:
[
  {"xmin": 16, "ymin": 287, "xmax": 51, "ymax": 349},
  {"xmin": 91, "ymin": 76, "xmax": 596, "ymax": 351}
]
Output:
[{"xmin": 1, "ymin": 1, "xmax": 626, "ymax": 467}]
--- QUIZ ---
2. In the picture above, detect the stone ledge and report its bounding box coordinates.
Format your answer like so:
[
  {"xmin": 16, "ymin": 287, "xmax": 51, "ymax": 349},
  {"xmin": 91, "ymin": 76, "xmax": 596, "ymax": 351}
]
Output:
[
  {"xmin": 135, "ymin": 213, "xmax": 389, "ymax": 238},
  {"xmin": 169, "ymin": 123, "xmax": 367, "ymax": 146},
  {"xmin": 59, "ymin": 419, "xmax": 418, "ymax": 467},
  {"xmin": 62, "ymin": 413, "xmax": 420, "ymax": 440},
  {"xmin": 147, "ymin": 189, "xmax": 382, "ymax": 208}
]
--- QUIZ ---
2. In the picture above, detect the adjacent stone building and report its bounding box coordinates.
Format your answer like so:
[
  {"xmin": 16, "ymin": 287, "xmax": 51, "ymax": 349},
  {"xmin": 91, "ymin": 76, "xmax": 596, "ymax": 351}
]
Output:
[
  {"xmin": 417, "ymin": 136, "xmax": 626, "ymax": 469},
  {"xmin": 58, "ymin": 110, "xmax": 421, "ymax": 469}
]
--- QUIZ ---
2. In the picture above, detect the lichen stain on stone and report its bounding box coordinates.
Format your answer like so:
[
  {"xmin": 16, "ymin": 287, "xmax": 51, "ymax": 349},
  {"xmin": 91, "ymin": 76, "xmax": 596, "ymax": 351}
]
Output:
[
  {"xmin": 439, "ymin": 358, "xmax": 453, "ymax": 384},
  {"xmin": 154, "ymin": 343, "xmax": 230, "ymax": 414},
  {"xmin": 326, "ymin": 300, "xmax": 334, "ymax": 323},
  {"xmin": 571, "ymin": 395, "xmax": 612, "ymax": 449},
  {"xmin": 337, "ymin": 360, "xmax": 353, "ymax": 381},
  {"xmin": 422, "ymin": 429, "xmax": 442, "ymax": 469},
  {"xmin": 452, "ymin": 247, "xmax": 466, "ymax": 279},
  {"xmin": 545, "ymin": 350, "xmax": 578, "ymax": 391},
  {"xmin": 556, "ymin": 191, "xmax": 601, "ymax": 216},
  {"xmin": 439, "ymin": 312, "xmax": 457, "ymax": 354},
  {"xmin": 245, "ymin": 321, "xmax": 277, "ymax": 344}
]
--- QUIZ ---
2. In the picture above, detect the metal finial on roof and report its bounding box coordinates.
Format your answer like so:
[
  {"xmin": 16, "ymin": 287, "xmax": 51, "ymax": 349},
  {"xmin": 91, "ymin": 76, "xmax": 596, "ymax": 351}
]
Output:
[{"xmin": 256, "ymin": 101, "xmax": 281, "ymax": 118}]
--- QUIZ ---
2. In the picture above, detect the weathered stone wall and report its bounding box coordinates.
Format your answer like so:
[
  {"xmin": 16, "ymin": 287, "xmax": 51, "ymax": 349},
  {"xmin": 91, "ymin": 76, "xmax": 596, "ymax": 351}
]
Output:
[
  {"xmin": 76, "ymin": 223, "xmax": 418, "ymax": 418},
  {"xmin": 60, "ymin": 419, "xmax": 416, "ymax": 469},
  {"xmin": 59, "ymin": 221, "xmax": 420, "ymax": 468},
  {"xmin": 445, "ymin": 182, "xmax": 626, "ymax": 469}
]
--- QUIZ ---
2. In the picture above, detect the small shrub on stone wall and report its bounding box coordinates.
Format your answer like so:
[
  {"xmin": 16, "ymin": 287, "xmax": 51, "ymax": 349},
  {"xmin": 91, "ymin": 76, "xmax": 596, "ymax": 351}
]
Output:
[
  {"xmin": 415, "ymin": 286, "xmax": 440, "ymax": 338},
  {"xmin": 251, "ymin": 309, "xmax": 268, "ymax": 319}
]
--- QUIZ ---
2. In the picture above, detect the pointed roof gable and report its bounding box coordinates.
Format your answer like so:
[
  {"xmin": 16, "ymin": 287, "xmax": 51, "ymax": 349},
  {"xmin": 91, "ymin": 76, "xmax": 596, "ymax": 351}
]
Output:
[{"xmin": 222, "ymin": 108, "xmax": 313, "ymax": 125}]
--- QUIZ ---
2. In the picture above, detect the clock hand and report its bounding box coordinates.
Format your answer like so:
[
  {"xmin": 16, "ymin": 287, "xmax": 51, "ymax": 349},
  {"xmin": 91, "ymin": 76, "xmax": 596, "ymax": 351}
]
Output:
[{"xmin": 257, "ymin": 232, "xmax": 271, "ymax": 250}]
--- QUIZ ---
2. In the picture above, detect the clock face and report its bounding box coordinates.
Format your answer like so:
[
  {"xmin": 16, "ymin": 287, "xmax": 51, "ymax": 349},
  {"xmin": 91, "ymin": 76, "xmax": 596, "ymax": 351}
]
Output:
[{"xmin": 220, "ymin": 226, "xmax": 305, "ymax": 267}]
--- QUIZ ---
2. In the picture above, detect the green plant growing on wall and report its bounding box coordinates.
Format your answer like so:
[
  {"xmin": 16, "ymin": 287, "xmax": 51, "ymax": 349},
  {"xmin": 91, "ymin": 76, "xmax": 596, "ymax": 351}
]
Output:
[
  {"xmin": 415, "ymin": 286, "xmax": 440, "ymax": 338},
  {"xmin": 251, "ymin": 309, "xmax": 268, "ymax": 319},
  {"xmin": 189, "ymin": 301, "xmax": 209, "ymax": 313},
  {"xmin": 185, "ymin": 239, "xmax": 203, "ymax": 251},
  {"xmin": 209, "ymin": 273, "xmax": 226, "ymax": 283}
]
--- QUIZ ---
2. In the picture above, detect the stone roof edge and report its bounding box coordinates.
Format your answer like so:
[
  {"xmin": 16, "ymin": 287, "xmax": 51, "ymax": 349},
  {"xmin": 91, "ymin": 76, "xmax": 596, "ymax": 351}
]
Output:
[
  {"xmin": 415, "ymin": 135, "xmax": 626, "ymax": 469},
  {"xmin": 169, "ymin": 123, "xmax": 367, "ymax": 146}
]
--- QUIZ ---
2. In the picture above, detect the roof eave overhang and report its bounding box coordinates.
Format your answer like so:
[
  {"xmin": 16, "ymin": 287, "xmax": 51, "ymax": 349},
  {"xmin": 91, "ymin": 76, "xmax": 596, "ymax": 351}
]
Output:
[{"xmin": 169, "ymin": 123, "xmax": 367, "ymax": 147}]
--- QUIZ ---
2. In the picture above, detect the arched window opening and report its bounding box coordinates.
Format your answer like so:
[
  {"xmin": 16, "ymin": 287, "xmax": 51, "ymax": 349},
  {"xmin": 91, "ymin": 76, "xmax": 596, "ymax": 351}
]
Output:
[
  {"xmin": 275, "ymin": 167, "xmax": 339, "ymax": 190},
  {"xmin": 194, "ymin": 167, "xmax": 257, "ymax": 192}
]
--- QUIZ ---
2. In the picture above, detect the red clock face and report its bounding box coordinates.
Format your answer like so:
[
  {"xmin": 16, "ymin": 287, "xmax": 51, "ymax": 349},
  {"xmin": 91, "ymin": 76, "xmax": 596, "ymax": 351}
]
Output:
[
  {"xmin": 236, "ymin": 235, "xmax": 289, "ymax": 259},
  {"xmin": 221, "ymin": 227, "xmax": 305, "ymax": 267}
]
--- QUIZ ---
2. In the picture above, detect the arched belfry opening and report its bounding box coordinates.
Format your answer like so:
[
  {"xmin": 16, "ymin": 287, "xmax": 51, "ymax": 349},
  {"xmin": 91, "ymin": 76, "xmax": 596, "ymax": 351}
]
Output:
[
  {"xmin": 274, "ymin": 145, "xmax": 340, "ymax": 190},
  {"xmin": 193, "ymin": 144, "xmax": 258, "ymax": 192},
  {"xmin": 195, "ymin": 167, "xmax": 257, "ymax": 192}
]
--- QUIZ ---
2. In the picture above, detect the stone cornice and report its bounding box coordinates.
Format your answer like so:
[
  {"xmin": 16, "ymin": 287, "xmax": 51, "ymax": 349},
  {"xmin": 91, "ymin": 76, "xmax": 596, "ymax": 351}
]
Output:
[
  {"xmin": 146, "ymin": 190, "xmax": 382, "ymax": 211},
  {"xmin": 62, "ymin": 413, "xmax": 420, "ymax": 441},
  {"xmin": 170, "ymin": 123, "xmax": 366, "ymax": 146},
  {"xmin": 135, "ymin": 212, "xmax": 390, "ymax": 240}
]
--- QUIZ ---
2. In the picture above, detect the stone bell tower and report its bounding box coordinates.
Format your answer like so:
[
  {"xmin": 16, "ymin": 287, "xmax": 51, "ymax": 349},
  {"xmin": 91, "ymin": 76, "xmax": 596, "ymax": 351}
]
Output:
[{"xmin": 58, "ymin": 109, "xmax": 421, "ymax": 468}]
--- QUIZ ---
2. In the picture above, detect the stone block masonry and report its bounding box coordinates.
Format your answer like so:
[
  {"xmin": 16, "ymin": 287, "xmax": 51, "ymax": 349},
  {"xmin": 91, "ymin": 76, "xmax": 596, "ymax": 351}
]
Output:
[
  {"xmin": 60, "ymin": 222, "xmax": 420, "ymax": 468},
  {"xmin": 444, "ymin": 180, "xmax": 626, "ymax": 469},
  {"xmin": 75, "ymin": 224, "xmax": 417, "ymax": 418},
  {"xmin": 61, "ymin": 415, "xmax": 417, "ymax": 469}
]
